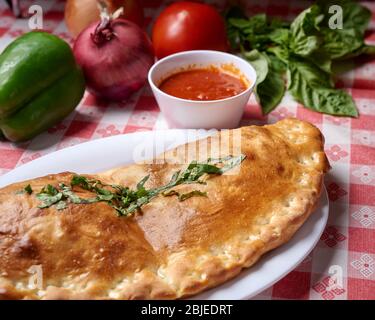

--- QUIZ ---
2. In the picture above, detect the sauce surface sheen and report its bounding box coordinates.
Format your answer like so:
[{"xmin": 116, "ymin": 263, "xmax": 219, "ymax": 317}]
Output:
[{"xmin": 159, "ymin": 67, "xmax": 248, "ymax": 101}]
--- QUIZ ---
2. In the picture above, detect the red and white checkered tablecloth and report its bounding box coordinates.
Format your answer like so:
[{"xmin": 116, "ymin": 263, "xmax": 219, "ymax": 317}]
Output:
[{"xmin": 0, "ymin": 0, "xmax": 374, "ymax": 300}]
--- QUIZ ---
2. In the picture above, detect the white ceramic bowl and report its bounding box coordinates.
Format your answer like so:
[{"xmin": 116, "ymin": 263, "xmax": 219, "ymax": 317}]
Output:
[{"xmin": 148, "ymin": 50, "xmax": 257, "ymax": 129}]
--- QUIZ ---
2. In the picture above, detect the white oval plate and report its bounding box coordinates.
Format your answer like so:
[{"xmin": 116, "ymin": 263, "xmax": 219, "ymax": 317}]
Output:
[{"xmin": 0, "ymin": 130, "xmax": 329, "ymax": 300}]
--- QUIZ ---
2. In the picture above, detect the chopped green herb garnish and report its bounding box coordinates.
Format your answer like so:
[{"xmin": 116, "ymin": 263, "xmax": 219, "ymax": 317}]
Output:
[
  {"xmin": 33, "ymin": 154, "xmax": 245, "ymax": 217},
  {"xmin": 162, "ymin": 190, "xmax": 179, "ymax": 197},
  {"xmin": 36, "ymin": 184, "xmax": 63, "ymax": 208},
  {"xmin": 179, "ymin": 190, "xmax": 207, "ymax": 201},
  {"xmin": 55, "ymin": 200, "xmax": 67, "ymax": 210},
  {"xmin": 59, "ymin": 183, "xmax": 83, "ymax": 204},
  {"xmin": 24, "ymin": 184, "xmax": 33, "ymax": 194},
  {"xmin": 36, "ymin": 192, "xmax": 63, "ymax": 209},
  {"xmin": 17, "ymin": 184, "xmax": 33, "ymax": 195},
  {"xmin": 163, "ymin": 189, "xmax": 207, "ymax": 201}
]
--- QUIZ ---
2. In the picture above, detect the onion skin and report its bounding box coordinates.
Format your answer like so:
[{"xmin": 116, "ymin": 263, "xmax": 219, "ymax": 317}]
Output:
[
  {"xmin": 65, "ymin": 0, "xmax": 144, "ymax": 38},
  {"xmin": 73, "ymin": 19, "xmax": 154, "ymax": 101}
]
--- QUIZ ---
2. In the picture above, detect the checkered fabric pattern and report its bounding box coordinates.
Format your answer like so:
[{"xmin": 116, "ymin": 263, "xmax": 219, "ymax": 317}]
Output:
[{"xmin": 0, "ymin": 0, "xmax": 374, "ymax": 300}]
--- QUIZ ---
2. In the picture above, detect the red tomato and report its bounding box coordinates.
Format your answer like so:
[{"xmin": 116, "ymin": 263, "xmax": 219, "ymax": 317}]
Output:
[{"xmin": 152, "ymin": 1, "xmax": 229, "ymax": 59}]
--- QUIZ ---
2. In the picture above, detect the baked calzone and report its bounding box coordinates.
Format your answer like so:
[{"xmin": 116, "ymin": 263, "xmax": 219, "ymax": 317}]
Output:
[{"xmin": 0, "ymin": 118, "xmax": 329, "ymax": 299}]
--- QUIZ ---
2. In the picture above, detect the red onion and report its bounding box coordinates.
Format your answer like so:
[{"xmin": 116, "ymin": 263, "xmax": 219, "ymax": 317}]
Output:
[{"xmin": 73, "ymin": 6, "xmax": 154, "ymax": 101}]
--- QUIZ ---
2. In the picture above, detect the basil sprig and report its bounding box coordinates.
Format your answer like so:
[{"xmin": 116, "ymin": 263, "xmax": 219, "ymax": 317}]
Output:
[
  {"xmin": 226, "ymin": 0, "xmax": 374, "ymax": 116},
  {"xmin": 26, "ymin": 154, "xmax": 245, "ymax": 217}
]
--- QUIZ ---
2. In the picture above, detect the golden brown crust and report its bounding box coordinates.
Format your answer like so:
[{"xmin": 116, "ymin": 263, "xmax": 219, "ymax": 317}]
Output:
[{"xmin": 0, "ymin": 119, "xmax": 329, "ymax": 300}]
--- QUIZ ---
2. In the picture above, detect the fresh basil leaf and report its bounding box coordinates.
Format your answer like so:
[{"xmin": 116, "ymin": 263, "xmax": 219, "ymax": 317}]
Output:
[
  {"xmin": 225, "ymin": 1, "xmax": 373, "ymax": 117},
  {"xmin": 356, "ymin": 44, "xmax": 375, "ymax": 56},
  {"xmin": 242, "ymin": 49, "xmax": 269, "ymax": 85},
  {"xmin": 322, "ymin": 28, "xmax": 363, "ymax": 59},
  {"xmin": 267, "ymin": 46, "xmax": 289, "ymax": 65},
  {"xmin": 243, "ymin": 50, "xmax": 285, "ymax": 114},
  {"xmin": 338, "ymin": 44, "xmax": 375, "ymax": 60},
  {"xmin": 341, "ymin": 2, "xmax": 371, "ymax": 34},
  {"xmin": 269, "ymin": 28, "xmax": 290, "ymax": 46},
  {"xmin": 257, "ymin": 69, "xmax": 285, "ymax": 114},
  {"xmin": 290, "ymin": 5, "xmax": 323, "ymax": 57},
  {"xmin": 229, "ymin": 14, "xmax": 268, "ymax": 34},
  {"xmin": 269, "ymin": 54, "xmax": 287, "ymax": 73},
  {"xmin": 289, "ymin": 56, "xmax": 333, "ymax": 87},
  {"xmin": 228, "ymin": 18, "xmax": 254, "ymax": 31},
  {"xmin": 37, "ymin": 192, "xmax": 63, "ymax": 208},
  {"xmin": 227, "ymin": 14, "xmax": 286, "ymax": 51},
  {"xmin": 288, "ymin": 57, "xmax": 358, "ymax": 117},
  {"xmin": 305, "ymin": 49, "xmax": 332, "ymax": 74}
]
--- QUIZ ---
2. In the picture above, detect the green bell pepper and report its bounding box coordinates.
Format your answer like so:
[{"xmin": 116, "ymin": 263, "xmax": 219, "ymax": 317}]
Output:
[{"xmin": 0, "ymin": 31, "xmax": 85, "ymax": 142}]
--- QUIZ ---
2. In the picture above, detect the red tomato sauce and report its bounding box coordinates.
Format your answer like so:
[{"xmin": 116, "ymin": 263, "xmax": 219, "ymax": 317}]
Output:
[{"xmin": 158, "ymin": 68, "xmax": 248, "ymax": 101}]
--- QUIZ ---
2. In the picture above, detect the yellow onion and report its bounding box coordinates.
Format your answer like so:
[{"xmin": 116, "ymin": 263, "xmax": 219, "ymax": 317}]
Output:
[{"xmin": 65, "ymin": 0, "xmax": 144, "ymax": 38}]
